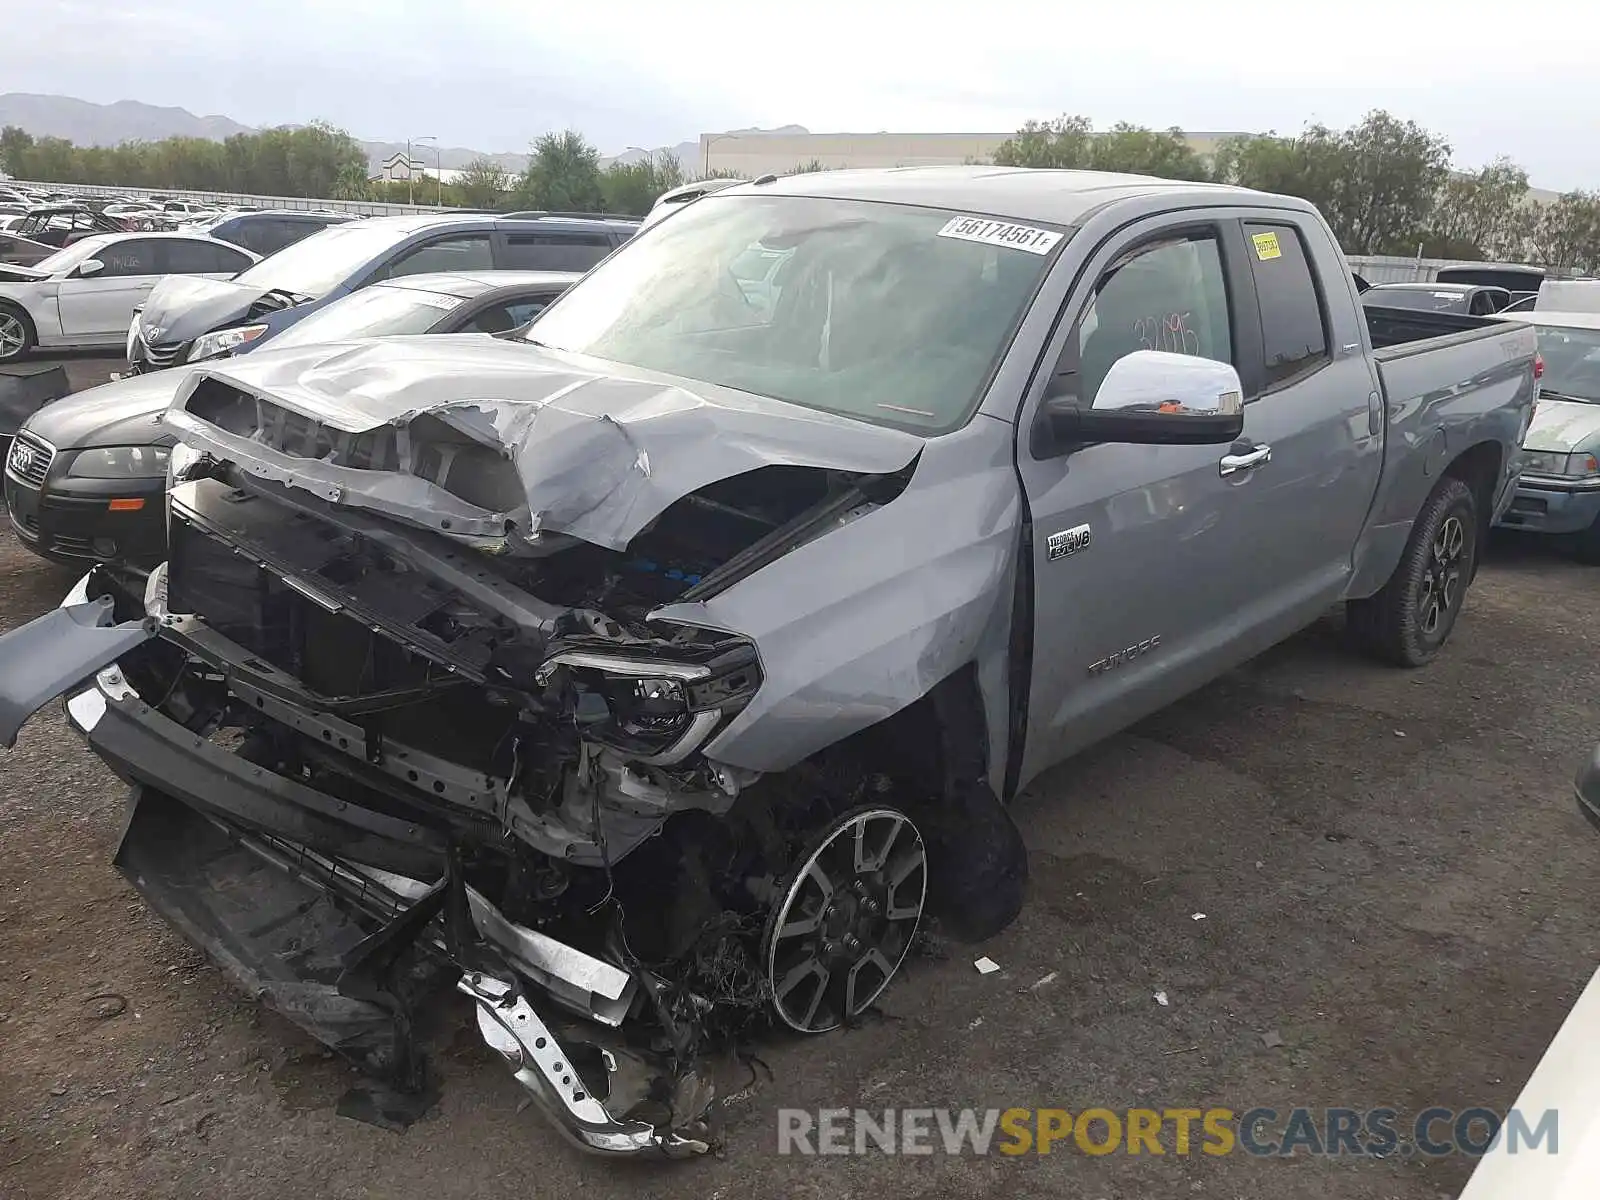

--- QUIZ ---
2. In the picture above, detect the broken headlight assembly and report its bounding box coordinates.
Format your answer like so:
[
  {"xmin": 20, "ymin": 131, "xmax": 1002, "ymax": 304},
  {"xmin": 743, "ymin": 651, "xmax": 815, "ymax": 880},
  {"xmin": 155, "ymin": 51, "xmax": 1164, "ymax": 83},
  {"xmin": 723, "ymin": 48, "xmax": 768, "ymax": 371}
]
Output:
[{"xmin": 539, "ymin": 642, "xmax": 762, "ymax": 767}]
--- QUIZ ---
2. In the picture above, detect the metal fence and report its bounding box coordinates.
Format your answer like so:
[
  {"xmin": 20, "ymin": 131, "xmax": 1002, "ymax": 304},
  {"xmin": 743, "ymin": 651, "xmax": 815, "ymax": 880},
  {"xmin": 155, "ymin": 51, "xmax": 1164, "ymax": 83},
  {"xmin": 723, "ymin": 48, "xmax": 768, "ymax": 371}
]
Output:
[{"xmin": 4, "ymin": 179, "xmax": 450, "ymax": 217}]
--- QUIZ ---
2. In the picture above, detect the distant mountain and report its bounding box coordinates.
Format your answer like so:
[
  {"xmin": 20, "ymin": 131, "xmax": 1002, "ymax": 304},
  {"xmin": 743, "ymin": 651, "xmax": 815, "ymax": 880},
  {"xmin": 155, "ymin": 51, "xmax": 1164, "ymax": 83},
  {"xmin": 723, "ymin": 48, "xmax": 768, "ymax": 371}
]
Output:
[
  {"xmin": 0, "ymin": 93, "xmax": 805, "ymax": 181},
  {"xmin": 0, "ymin": 93, "xmax": 252, "ymax": 145}
]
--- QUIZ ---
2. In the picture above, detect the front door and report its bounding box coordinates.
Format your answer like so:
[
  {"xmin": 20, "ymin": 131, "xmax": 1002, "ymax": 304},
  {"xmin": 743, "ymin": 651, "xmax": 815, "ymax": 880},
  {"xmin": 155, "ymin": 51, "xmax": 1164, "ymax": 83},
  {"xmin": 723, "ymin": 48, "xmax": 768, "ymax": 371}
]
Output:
[
  {"xmin": 1012, "ymin": 213, "xmax": 1381, "ymax": 791},
  {"xmin": 1015, "ymin": 221, "xmax": 1263, "ymax": 785},
  {"xmin": 56, "ymin": 238, "xmax": 164, "ymax": 338}
]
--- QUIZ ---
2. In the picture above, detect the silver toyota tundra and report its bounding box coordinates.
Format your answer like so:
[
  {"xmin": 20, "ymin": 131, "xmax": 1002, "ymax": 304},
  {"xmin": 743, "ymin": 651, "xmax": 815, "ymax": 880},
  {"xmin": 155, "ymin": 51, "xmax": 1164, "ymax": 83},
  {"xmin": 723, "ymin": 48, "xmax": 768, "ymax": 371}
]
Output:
[{"xmin": 0, "ymin": 167, "xmax": 1536, "ymax": 1159}]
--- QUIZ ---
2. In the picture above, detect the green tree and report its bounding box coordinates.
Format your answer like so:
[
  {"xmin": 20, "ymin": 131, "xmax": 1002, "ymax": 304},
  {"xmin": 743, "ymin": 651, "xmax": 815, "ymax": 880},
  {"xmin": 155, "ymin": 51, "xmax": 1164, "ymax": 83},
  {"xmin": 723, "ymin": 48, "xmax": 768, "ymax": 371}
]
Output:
[
  {"xmin": 993, "ymin": 116, "xmax": 1207, "ymax": 179},
  {"xmin": 458, "ymin": 155, "xmax": 511, "ymax": 208},
  {"xmin": 1213, "ymin": 113, "xmax": 1451, "ymax": 255},
  {"xmin": 1087, "ymin": 123, "xmax": 1209, "ymax": 179},
  {"xmin": 1212, "ymin": 127, "xmax": 1350, "ymax": 220},
  {"xmin": 992, "ymin": 116, "xmax": 1094, "ymax": 168},
  {"xmin": 0, "ymin": 125, "xmax": 34, "ymax": 176},
  {"xmin": 1323, "ymin": 111, "xmax": 1453, "ymax": 255},
  {"xmin": 1530, "ymin": 192, "xmax": 1600, "ymax": 273},
  {"xmin": 515, "ymin": 130, "xmax": 604, "ymax": 212},
  {"xmin": 1421, "ymin": 159, "xmax": 1533, "ymax": 261},
  {"xmin": 601, "ymin": 153, "xmax": 685, "ymax": 215}
]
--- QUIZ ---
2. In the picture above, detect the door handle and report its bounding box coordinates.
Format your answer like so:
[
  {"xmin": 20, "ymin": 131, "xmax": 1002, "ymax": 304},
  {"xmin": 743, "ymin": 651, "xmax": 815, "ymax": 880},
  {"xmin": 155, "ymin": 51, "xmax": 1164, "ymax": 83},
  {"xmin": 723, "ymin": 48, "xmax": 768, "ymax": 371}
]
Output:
[{"xmin": 1219, "ymin": 444, "xmax": 1272, "ymax": 476}]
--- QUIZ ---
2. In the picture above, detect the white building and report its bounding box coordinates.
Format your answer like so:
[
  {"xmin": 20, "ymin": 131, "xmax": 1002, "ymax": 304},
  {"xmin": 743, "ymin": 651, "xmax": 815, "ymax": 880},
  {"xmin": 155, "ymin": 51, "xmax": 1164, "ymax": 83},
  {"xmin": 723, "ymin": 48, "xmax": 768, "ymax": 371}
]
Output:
[
  {"xmin": 369, "ymin": 153, "xmax": 466, "ymax": 185},
  {"xmin": 696, "ymin": 130, "xmax": 1247, "ymax": 179}
]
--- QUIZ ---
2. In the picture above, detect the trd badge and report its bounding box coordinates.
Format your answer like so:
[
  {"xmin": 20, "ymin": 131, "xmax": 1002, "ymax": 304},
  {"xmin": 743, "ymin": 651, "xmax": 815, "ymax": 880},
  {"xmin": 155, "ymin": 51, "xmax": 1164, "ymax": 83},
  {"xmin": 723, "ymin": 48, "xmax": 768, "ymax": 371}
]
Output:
[{"xmin": 1046, "ymin": 523, "xmax": 1092, "ymax": 561}]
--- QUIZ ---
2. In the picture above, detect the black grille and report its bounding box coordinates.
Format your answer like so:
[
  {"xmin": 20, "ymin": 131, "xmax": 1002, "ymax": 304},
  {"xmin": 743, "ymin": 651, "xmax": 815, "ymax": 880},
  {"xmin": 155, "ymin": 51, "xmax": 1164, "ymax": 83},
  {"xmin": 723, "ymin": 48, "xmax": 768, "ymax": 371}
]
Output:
[
  {"xmin": 137, "ymin": 338, "xmax": 189, "ymax": 370},
  {"xmin": 4, "ymin": 431, "xmax": 53, "ymax": 488}
]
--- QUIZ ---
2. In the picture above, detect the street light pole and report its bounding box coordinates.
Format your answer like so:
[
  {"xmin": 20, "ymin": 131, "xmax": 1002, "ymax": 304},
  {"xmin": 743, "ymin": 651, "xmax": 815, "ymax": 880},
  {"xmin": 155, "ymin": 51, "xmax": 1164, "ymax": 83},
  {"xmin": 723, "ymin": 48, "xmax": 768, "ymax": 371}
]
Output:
[
  {"xmin": 412, "ymin": 136, "xmax": 438, "ymax": 208},
  {"xmin": 701, "ymin": 133, "xmax": 733, "ymax": 179},
  {"xmin": 405, "ymin": 137, "xmax": 413, "ymax": 206}
]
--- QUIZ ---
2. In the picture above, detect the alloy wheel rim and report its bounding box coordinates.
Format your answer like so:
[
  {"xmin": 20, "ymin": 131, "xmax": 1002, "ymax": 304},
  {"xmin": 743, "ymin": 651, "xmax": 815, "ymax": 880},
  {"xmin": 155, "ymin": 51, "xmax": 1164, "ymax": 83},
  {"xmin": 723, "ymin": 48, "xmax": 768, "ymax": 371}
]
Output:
[
  {"xmin": 1418, "ymin": 514, "xmax": 1467, "ymax": 637},
  {"xmin": 0, "ymin": 315, "xmax": 23, "ymax": 358},
  {"xmin": 765, "ymin": 807, "xmax": 927, "ymax": 1033}
]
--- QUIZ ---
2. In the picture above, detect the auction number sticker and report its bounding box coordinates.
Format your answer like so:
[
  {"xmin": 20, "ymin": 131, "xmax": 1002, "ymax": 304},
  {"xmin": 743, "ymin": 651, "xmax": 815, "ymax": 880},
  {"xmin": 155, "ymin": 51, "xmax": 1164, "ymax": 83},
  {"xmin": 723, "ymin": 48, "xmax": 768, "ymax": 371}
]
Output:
[
  {"xmin": 937, "ymin": 216, "xmax": 1063, "ymax": 255},
  {"xmin": 1251, "ymin": 231, "xmax": 1282, "ymax": 260}
]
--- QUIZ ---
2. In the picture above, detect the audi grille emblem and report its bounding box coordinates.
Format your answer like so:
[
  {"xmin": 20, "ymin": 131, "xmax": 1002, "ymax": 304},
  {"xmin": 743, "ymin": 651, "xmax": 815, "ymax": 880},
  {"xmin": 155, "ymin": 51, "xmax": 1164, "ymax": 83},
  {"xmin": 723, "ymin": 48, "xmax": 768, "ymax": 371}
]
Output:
[{"xmin": 9, "ymin": 442, "xmax": 33, "ymax": 473}]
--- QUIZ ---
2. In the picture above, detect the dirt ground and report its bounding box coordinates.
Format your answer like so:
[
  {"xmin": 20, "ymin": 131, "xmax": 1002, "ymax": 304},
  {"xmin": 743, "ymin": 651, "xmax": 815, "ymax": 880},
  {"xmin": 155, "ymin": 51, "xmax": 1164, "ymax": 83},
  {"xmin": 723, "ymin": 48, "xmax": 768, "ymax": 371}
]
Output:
[{"xmin": 2, "ymin": 356, "xmax": 1599, "ymax": 1199}]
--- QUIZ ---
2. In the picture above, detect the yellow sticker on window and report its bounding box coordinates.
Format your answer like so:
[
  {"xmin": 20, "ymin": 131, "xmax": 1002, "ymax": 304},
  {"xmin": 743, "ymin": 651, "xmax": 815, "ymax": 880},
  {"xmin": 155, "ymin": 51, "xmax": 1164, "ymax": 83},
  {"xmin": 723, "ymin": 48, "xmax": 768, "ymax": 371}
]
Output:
[{"xmin": 1252, "ymin": 231, "xmax": 1282, "ymax": 261}]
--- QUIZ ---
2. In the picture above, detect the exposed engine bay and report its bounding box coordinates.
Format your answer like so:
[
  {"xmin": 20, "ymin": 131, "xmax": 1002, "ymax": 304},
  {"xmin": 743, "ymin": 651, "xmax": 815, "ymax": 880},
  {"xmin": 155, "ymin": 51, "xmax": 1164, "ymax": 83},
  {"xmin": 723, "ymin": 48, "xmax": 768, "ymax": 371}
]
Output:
[
  {"xmin": 5, "ymin": 341, "xmax": 1029, "ymax": 1158},
  {"xmin": 72, "ymin": 443, "xmax": 996, "ymax": 1156}
]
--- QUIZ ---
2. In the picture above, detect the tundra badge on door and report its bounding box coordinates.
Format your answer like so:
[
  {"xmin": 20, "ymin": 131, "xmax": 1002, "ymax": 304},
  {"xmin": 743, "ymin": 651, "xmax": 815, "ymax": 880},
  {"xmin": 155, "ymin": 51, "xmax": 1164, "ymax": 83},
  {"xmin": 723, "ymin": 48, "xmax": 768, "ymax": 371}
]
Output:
[
  {"xmin": 1089, "ymin": 635, "xmax": 1162, "ymax": 676},
  {"xmin": 1047, "ymin": 523, "xmax": 1092, "ymax": 560}
]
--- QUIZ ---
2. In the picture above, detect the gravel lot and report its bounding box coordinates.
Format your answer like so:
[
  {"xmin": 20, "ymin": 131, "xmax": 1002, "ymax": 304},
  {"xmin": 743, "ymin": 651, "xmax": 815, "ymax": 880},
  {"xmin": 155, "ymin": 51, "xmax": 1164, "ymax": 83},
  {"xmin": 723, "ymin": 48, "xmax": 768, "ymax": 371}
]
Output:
[{"xmin": 3, "ymin": 355, "xmax": 1599, "ymax": 1199}]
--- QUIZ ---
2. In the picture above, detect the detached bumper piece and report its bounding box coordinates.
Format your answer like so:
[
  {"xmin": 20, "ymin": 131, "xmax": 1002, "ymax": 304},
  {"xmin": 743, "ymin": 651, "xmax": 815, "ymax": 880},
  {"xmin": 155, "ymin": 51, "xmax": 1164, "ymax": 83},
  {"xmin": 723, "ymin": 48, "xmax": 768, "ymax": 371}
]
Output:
[
  {"xmin": 1575, "ymin": 742, "xmax": 1600, "ymax": 833},
  {"xmin": 82, "ymin": 683, "xmax": 714, "ymax": 1152},
  {"xmin": 459, "ymin": 973, "xmax": 713, "ymax": 1156}
]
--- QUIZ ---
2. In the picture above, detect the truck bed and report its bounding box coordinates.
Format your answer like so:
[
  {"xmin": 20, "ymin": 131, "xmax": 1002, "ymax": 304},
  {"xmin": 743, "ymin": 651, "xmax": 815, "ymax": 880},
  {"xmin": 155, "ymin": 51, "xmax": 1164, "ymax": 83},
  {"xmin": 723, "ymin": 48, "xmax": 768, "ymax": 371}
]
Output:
[{"xmin": 1362, "ymin": 303, "xmax": 1508, "ymax": 355}]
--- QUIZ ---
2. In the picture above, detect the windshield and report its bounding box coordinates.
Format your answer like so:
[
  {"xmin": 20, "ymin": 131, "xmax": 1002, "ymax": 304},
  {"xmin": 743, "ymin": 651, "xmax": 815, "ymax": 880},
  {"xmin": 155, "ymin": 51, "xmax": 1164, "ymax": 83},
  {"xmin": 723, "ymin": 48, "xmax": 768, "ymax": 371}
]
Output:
[
  {"xmin": 269, "ymin": 283, "xmax": 463, "ymax": 348},
  {"xmin": 232, "ymin": 222, "xmax": 408, "ymax": 297},
  {"xmin": 30, "ymin": 237, "xmax": 107, "ymax": 275},
  {"xmin": 525, "ymin": 194, "xmax": 1062, "ymax": 432},
  {"xmin": 1535, "ymin": 325, "xmax": 1600, "ymax": 402}
]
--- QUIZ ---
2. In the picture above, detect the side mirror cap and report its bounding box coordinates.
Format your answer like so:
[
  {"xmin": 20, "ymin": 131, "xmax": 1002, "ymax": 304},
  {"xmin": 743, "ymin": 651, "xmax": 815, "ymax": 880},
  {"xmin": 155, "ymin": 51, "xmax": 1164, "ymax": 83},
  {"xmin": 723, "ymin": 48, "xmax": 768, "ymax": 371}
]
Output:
[
  {"xmin": 1036, "ymin": 350, "xmax": 1244, "ymax": 455},
  {"xmin": 76, "ymin": 258, "xmax": 105, "ymax": 278}
]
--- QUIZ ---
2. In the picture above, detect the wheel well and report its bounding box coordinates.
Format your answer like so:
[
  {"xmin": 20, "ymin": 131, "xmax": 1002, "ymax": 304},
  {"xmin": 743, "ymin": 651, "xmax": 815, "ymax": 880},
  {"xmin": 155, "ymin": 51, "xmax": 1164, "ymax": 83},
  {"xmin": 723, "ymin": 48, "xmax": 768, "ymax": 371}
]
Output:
[
  {"xmin": 834, "ymin": 665, "xmax": 990, "ymax": 802},
  {"xmin": 0, "ymin": 299, "xmax": 35, "ymax": 335},
  {"xmin": 1443, "ymin": 440, "xmax": 1502, "ymax": 577}
]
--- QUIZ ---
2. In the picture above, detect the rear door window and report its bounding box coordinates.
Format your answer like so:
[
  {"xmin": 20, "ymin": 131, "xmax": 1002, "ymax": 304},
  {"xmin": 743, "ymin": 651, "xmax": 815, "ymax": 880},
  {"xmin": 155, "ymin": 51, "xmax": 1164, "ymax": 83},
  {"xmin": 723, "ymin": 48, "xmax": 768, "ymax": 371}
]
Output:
[
  {"xmin": 502, "ymin": 233, "xmax": 614, "ymax": 272},
  {"xmin": 163, "ymin": 239, "xmax": 252, "ymax": 274},
  {"xmin": 1241, "ymin": 223, "xmax": 1329, "ymax": 388},
  {"xmin": 382, "ymin": 233, "xmax": 494, "ymax": 279}
]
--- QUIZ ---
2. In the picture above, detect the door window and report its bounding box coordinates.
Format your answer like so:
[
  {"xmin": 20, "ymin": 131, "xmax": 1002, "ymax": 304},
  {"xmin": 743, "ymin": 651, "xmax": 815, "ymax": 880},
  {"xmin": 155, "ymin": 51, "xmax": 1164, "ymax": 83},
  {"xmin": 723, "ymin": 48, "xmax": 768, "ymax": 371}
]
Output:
[
  {"xmin": 163, "ymin": 239, "xmax": 252, "ymax": 274},
  {"xmin": 1070, "ymin": 233, "xmax": 1234, "ymax": 404},
  {"xmin": 458, "ymin": 294, "xmax": 558, "ymax": 333},
  {"xmin": 502, "ymin": 233, "xmax": 614, "ymax": 272},
  {"xmin": 94, "ymin": 239, "xmax": 162, "ymax": 277},
  {"xmin": 1241, "ymin": 223, "xmax": 1329, "ymax": 387},
  {"xmin": 383, "ymin": 234, "xmax": 494, "ymax": 279}
]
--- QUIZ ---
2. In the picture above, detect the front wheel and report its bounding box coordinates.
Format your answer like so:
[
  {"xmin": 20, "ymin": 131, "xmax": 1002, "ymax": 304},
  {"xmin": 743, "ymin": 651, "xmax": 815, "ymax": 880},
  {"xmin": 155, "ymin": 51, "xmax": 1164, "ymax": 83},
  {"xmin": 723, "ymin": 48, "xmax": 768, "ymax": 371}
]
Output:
[
  {"xmin": 1347, "ymin": 476, "xmax": 1477, "ymax": 667},
  {"xmin": 0, "ymin": 304, "xmax": 34, "ymax": 363}
]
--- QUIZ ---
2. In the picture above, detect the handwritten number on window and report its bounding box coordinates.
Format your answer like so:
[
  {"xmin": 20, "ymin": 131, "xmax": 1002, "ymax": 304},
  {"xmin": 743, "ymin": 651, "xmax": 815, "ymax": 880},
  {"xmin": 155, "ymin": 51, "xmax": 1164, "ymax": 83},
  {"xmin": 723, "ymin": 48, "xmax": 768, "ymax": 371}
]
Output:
[{"xmin": 1133, "ymin": 311, "xmax": 1199, "ymax": 355}]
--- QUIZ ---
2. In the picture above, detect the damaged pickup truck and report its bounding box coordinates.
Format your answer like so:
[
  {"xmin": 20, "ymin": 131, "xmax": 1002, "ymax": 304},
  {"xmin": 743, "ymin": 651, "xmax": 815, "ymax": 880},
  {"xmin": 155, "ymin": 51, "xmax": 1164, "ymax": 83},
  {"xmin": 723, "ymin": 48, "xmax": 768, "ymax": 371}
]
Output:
[{"xmin": 0, "ymin": 168, "xmax": 1536, "ymax": 1158}]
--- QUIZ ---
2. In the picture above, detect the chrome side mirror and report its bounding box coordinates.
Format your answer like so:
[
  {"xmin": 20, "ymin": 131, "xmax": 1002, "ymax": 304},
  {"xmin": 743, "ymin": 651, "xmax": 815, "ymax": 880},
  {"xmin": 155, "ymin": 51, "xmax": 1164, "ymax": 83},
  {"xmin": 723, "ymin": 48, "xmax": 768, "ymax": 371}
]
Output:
[{"xmin": 1038, "ymin": 350, "xmax": 1245, "ymax": 453}]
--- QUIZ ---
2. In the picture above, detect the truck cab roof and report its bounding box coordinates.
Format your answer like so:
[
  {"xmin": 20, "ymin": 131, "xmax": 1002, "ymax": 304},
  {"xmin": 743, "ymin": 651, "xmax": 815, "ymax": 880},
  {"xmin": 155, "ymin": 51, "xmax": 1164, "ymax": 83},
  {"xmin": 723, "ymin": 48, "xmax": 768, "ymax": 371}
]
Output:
[{"xmin": 721, "ymin": 166, "xmax": 1302, "ymax": 227}]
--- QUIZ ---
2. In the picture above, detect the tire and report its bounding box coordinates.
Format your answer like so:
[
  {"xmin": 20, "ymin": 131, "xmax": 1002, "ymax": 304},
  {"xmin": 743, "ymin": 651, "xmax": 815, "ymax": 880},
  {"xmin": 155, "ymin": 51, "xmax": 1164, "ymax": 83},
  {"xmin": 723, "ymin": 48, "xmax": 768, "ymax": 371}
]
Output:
[
  {"xmin": 0, "ymin": 303, "xmax": 34, "ymax": 363},
  {"xmin": 1347, "ymin": 476, "xmax": 1477, "ymax": 667}
]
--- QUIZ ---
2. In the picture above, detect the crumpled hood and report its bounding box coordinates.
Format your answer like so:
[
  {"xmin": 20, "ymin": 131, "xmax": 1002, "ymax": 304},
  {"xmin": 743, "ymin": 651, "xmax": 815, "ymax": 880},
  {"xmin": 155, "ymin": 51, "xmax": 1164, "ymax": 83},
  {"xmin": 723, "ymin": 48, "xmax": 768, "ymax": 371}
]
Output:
[
  {"xmin": 1525, "ymin": 396, "xmax": 1600, "ymax": 453},
  {"xmin": 168, "ymin": 335, "xmax": 924, "ymax": 551},
  {"xmin": 24, "ymin": 369, "xmax": 186, "ymax": 449},
  {"xmin": 139, "ymin": 274, "xmax": 281, "ymax": 343}
]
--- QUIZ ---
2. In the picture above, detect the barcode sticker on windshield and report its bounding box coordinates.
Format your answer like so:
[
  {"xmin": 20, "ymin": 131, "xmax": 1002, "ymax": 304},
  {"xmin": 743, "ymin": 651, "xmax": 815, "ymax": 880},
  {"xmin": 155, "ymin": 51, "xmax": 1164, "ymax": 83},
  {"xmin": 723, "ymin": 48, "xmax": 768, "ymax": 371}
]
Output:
[{"xmin": 937, "ymin": 216, "xmax": 1063, "ymax": 255}]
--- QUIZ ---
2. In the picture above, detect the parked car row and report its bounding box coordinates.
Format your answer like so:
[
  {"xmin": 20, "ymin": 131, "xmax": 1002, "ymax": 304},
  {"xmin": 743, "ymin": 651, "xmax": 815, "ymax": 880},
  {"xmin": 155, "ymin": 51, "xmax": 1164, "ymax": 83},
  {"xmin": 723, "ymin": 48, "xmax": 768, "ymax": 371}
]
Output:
[
  {"xmin": 5, "ymin": 270, "xmax": 577, "ymax": 564},
  {"xmin": 0, "ymin": 168, "xmax": 1543, "ymax": 1160}
]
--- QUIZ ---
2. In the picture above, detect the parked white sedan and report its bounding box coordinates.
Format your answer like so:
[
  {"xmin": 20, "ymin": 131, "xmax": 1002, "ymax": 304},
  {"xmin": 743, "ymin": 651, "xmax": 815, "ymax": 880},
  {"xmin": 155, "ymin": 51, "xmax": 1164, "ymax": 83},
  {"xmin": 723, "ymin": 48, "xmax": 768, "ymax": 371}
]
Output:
[{"xmin": 0, "ymin": 232, "xmax": 258, "ymax": 363}]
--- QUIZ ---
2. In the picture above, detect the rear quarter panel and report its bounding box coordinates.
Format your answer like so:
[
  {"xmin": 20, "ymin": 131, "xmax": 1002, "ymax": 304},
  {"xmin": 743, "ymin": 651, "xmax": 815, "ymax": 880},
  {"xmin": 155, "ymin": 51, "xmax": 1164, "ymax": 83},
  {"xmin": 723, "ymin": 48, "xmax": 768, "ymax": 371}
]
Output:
[{"xmin": 1347, "ymin": 321, "xmax": 1536, "ymax": 597}]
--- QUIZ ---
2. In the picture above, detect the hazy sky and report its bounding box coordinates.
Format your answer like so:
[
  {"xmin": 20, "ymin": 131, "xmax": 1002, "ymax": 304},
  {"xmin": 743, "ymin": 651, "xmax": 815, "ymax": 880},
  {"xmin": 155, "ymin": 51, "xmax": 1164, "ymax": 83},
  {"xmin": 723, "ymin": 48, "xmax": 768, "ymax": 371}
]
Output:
[{"xmin": 12, "ymin": 0, "xmax": 1598, "ymax": 189}]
